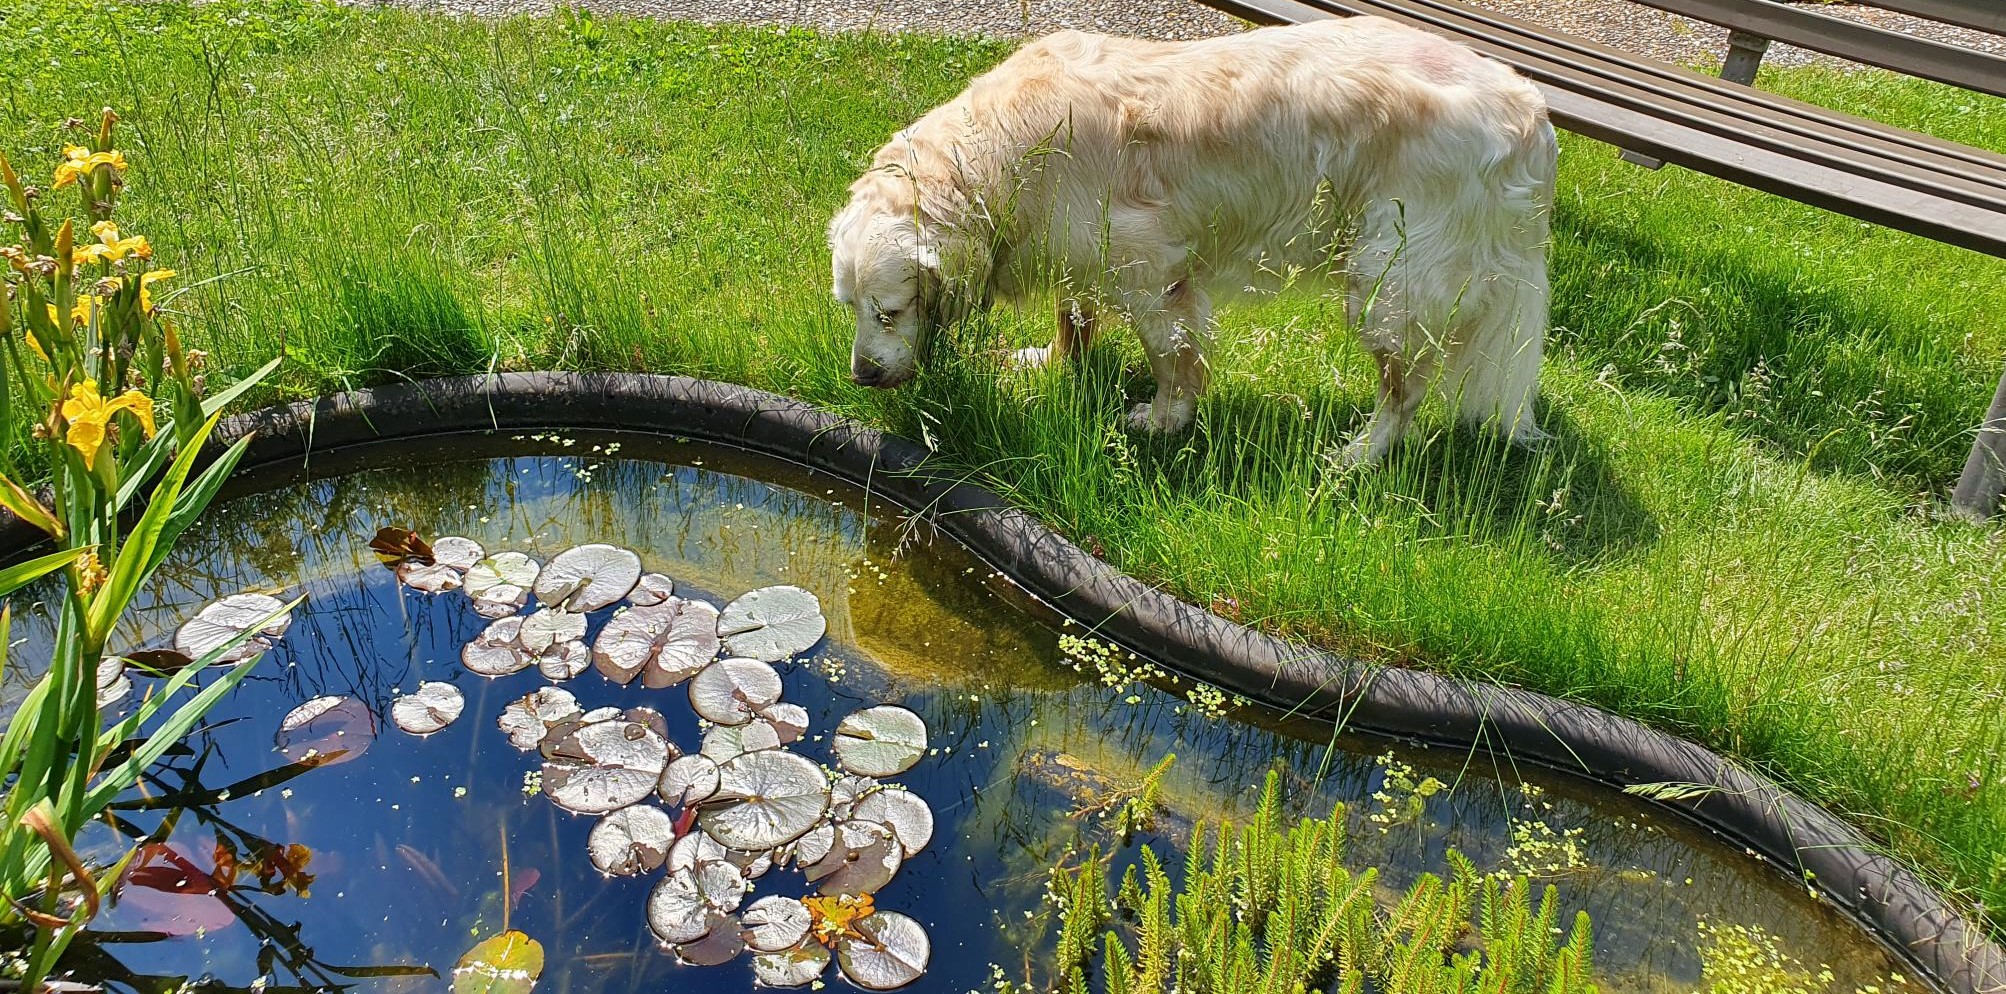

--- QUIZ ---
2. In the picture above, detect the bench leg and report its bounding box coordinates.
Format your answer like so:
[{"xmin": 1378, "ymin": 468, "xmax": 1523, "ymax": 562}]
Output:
[
  {"xmin": 1950, "ymin": 363, "xmax": 2006, "ymax": 521},
  {"xmin": 1619, "ymin": 30, "xmax": 1771, "ymax": 170}
]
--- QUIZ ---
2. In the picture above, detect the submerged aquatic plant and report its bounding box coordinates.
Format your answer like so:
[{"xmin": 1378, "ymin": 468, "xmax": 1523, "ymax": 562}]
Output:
[
  {"xmin": 1016, "ymin": 771, "xmax": 1599, "ymax": 994},
  {"xmin": 0, "ymin": 111, "xmax": 284, "ymax": 991}
]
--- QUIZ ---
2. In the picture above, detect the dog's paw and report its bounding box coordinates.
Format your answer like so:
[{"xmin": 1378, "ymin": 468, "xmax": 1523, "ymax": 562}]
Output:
[
  {"xmin": 1329, "ymin": 434, "xmax": 1382, "ymax": 469},
  {"xmin": 1506, "ymin": 423, "xmax": 1555, "ymax": 451},
  {"xmin": 1008, "ymin": 346, "xmax": 1053, "ymax": 369},
  {"xmin": 1125, "ymin": 399, "xmax": 1194, "ymax": 434}
]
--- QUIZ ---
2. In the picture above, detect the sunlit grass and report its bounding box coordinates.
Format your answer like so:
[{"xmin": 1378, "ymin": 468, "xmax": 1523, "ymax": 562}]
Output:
[{"xmin": 2, "ymin": 0, "xmax": 2002, "ymax": 932}]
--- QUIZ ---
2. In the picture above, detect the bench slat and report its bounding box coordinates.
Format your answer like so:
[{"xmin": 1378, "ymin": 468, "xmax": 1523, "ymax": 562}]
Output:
[
  {"xmin": 1627, "ymin": 0, "xmax": 2006, "ymax": 97},
  {"xmin": 1202, "ymin": 0, "xmax": 2006, "ymax": 254},
  {"xmin": 1848, "ymin": 0, "xmax": 2006, "ymax": 36}
]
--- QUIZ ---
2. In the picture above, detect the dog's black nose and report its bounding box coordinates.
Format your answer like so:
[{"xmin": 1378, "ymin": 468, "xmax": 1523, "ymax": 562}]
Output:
[{"xmin": 851, "ymin": 356, "xmax": 886, "ymax": 387}]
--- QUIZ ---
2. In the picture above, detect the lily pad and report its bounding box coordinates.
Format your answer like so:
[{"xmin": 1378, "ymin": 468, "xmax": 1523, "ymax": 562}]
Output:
[
  {"xmin": 758, "ymin": 702, "xmax": 810, "ymax": 745},
  {"xmin": 673, "ymin": 922, "xmax": 745, "ymax": 967},
  {"xmin": 497, "ymin": 688, "xmax": 582, "ymax": 751},
  {"xmin": 535, "ymin": 544, "xmax": 642, "ymax": 613},
  {"xmin": 586, "ymin": 805, "xmax": 676, "ymax": 876},
  {"xmin": 699, "ymin": 749, "xmax": 829, "ymax": 851},
  {"xmin": 828, "ymin": 776, "xmax": 879, "ymax": 821},
  {"xmin": 431, "ymin": 537, "xmax": 485, "ymax": 571},
  {"xmin": 832, "ymin": 705, "xmax": 928, "ymax": 778},
  {"xmin": 592, "ymin": 598, "xmax": 720, "ymax": 688},
  {"xmin": 535, "ymin": 640, "xmax": 590, "ymax": 681},
  {"xmin": 174, "ymin": 593, "xmax": 294, "ymax": 664},
  {"xmin": 396, "ymin": 561, "xmax": 463, "ymax": 593},
  {"xmin": 467, "ymin": 552, "xmax": 539, "ymax": 600},
  {"xmin": 647, "ymin": 864, "xmax": 744, "ymax": 946},
  {"xmin": 717, "ymin": 585, "xmax": 826, "ymax": 662},
  {"xmin": 740, "ymin": 896, "xmax": 812, "ymax": 952},
  {"xmin": 541, "ymin": 716, "xmax": 672, "ymax": 814},
  {"xmin": 519, "ymin": 608, "xmax": 587, "ymax": 654},
  {"xmin": 700, "ymin": 721, "xmax": 782, "ymax": 764},
  {"xmin": 95, "ymin": 656, "xmax": 130, "ymax": 710},
  {"xmin": 658, "ymin": 754, "xmax": 722, "ymax": 807},
  {"xmin": 628, "ymin": 572, "xmax": 675, "ymax": 607},
  {"xmin": 835, "ymin": 911, "xmax": 930, "ymax": 990},
  {"xmin": 670, "ymin": 830, "xmax": 773, "ymax": 881},
  {"xmin": 801, "ymin": 820, "xmax": 902, "ymax": 897},
  {"xmin": 452, "ymin": 930, "xmax": 543, "ymax": 994},
  {"xmin": 391, "ymin": 681, "xmax": 465, "ymax": 736},
  {"xmin": 276, "ymin": 695, "xmax": 375, "ymax": 767},
  {"xmin": 688, "ymin": 658, "xmax": 783, "ymax": 726},
  {"xmin": 463, "ymin": 616, "xmax": 532, "ymax": 677},
  {"xmin": 852, "ymin": 787, "xmax": 934, "ymax": 858},
  {"xmin": 752, "ymin": 943, "xmax": 830, "ymax": 988}
]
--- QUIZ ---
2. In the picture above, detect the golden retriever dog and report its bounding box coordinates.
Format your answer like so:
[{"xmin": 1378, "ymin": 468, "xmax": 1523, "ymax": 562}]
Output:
[{"xmin": 829, "ymin": 17, "xmax": 1557, "ymax": 463}]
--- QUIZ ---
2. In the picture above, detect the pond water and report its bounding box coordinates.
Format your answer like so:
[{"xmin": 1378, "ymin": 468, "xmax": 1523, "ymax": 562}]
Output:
[{"xmin": 6, "ymin": 432, "xmax": 1921, "ymax": 993}]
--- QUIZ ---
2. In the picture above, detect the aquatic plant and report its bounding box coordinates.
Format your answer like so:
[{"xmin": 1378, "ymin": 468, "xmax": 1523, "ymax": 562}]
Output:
[
  {"xmin": 0, "ymin": 111, "xmax": 284, "ymax": 991},
  {"xmin": 1016, "ymin": 771, "xmax": 1599, "ymax": 993}
]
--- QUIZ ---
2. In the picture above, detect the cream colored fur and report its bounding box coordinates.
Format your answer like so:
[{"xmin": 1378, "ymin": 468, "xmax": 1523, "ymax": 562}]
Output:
[{"xmin": 829, "ymin": 17, "xmax": 1558, "ymax": 462}]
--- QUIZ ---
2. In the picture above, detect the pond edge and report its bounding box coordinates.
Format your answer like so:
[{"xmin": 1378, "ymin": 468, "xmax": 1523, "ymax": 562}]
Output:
[{"xmin": 5, "ymin": 371, "xmax": 1998, "ymax": 993}]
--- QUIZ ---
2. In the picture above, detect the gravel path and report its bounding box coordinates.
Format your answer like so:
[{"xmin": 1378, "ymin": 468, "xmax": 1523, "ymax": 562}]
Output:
[{"xmin": 375, "ymin": 0, "xmax": 2001, "ymax": 70}]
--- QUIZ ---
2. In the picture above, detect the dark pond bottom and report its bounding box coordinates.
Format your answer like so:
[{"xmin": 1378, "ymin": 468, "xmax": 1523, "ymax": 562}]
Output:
[{"xmin": 9, "ymin": 432, "xmax": 1918, "ymax": 994}]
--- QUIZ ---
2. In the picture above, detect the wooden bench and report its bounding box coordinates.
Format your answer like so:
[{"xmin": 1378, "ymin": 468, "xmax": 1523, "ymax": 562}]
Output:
[{"xmin": 1199, "ymin": 0, "xmax": 2006, "ymax": 518}]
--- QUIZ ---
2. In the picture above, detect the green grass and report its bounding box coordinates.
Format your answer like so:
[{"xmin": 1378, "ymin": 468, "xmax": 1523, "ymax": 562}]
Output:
[{"xmin": 2, "ymin": 0, "xmax": 2003, "ymax": 935}]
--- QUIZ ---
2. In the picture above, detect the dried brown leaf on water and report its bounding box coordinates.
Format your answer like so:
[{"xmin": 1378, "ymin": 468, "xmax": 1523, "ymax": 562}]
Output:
[
  {"xmin": 591, "ymin": 598, "xmax": 719, "ymax": 688},
  {"xmin": 175, "ymin": 592, "xmax": 294, "ymax": 664},
  {"xmin": 586, "ymin": 805, "xmax": 676, "ymax": 877},
  {"xmin": 832, "ymin": 705, "xmax": 928, "ymax": 778},
  {"xmin": 391, "ymin": 682, "xmax": 465, "ymax": 736},
  {"xmin": 716, "ymin": 585, "xmax": 826, "ymax": 662},
  {"xmin": 276, "ymin": 695, "xmax": 375, "ymax": 767},
  {"xmin": 452, "ymin": 930, "xmax": 543, "ymax": 994},
  {"xmin": 535, "ymin": 544, "xmax": 642, "ymax": 613},
  {"xmin": 369, "ymin": 526, "xmax": 435, "ymax": 563},
  {"xmin": 541, "ymin": 716, "xmax": 672, "ymax": 814},
  {"xmin": 688, "ymin": 658, "xmax": 783, "ymax": 726}
]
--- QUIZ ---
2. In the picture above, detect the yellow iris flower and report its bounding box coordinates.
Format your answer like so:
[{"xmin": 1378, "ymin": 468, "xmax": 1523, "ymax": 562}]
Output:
[
  {"xmin": 60, "ymin": 379, "xmax": 156, "ymax": 464},
  {"xmin": 50, "ymin": 146, "xmax": 128, "ymax": 191},
  {"xmin": 72, "ymin": 221, "xmax": 151, "ymax": 266}
]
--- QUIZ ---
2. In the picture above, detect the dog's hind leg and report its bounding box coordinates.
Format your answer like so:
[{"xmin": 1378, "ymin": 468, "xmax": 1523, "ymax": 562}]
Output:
[
  {"xmin": 1338, "ymin": 348, "xmax": 1436, "ymax": 467},
  {"xmin": 1444, "ymin": 266, "xmax": 1549, "ymax": 448},
  {"xmin": 1011, "ymin": 298, "xmax": 1099, "ymax": 369},
  {"xmin": 1125, "ymin": 280, "xmax": 1211, "ymax": 433}
]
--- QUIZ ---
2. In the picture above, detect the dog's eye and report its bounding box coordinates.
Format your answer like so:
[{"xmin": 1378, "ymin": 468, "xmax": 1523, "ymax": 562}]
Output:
[{"xmin": 877, "ymin": 309, "xmax": 902, "ymax": 327}]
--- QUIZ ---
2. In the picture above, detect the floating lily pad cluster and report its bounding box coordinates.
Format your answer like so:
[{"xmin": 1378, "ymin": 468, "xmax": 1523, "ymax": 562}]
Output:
[{"xmin": 311, "ymin": 528, "xmax": 935, "ymax": 989}]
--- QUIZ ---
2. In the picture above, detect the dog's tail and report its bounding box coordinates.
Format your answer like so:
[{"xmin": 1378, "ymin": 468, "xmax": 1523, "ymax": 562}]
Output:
[{"xmin": 1447, "ymin": 117, "xmax": 1556, "ymax": 442}]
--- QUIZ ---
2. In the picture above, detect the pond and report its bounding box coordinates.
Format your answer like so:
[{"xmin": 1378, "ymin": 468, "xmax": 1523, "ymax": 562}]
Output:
[{"xmin": 5, "ymin": 431, "xmax": 1921, "ymax": 993}]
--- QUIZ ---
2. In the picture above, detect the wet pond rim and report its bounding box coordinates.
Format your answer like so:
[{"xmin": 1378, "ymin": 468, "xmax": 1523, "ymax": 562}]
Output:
[{"xmin": 4, "ymin": 371, "xmax": 1998, "ymax": 993}]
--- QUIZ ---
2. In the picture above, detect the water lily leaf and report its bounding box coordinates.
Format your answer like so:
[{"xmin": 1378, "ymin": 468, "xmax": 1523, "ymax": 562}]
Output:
[
  {"xmin": 688, "ymin": 658, "xmax": 783, "ymax": 726},
  {"xmin": 541, "ymin": 717, "xmax": 672, "ymax": 814},
  {"xmin": 391, "ymin": 681, "xmax": 465, "ymax": 736},
  {"xmin": 752, "ymin": 943, "xmax": 830, "ymax": 988},
  {"xmin": 628, "ymin": 572, "xmax": 675, "ymax": 607},
  {"xmin": 276, "ymin": 695, "xmax": 375, "ymax": 767},
  {"xmin": 451, "ymin": 930, "xmax": 543, "ymax": 994},
  {"xmin": 835, "ymin": 911, "xmax": 930, "ymax": 990},
  {"xmin": 828, "ymin": 776, "xmax": 879, "ymax": 822},
  {"xmin": 519, "ymin": 608, "xmax": 586, "ymax": 654},
  {"xmin": 535, "ymin": 640, "xmax": 590, "ymax": 681},
  {"xmin": 592, "ymin": 598, "xmax": 720, "ymax": 688},
  {"xmin": 431, "ymin": 537, "xmax": 485, "ymax": 571},
  {"xmin": 121, "ymin": 648, "xmax": 197, "ymax": 675},
  {"xmin": 497, "ymin": 688, "xmax": 582, "ymax": 751},
  {"xmin": 699, "ymin": 749, "xmax": 829, "ymax": 851},
  {"xmin": 670, "ymin": 830, "xmax": 772, "ymax": 881},
  {"xmin": 535, "ymin": 544, "xmax": 642, "ymax": 613},
  {"xmin": 674, "ymin": 921, "xmax": 746, "ymax": 966},
  {"xmin": 741, "ymin": 896, "xmax": 812, "ymax": 952},
  {"xmin": 789, "ymin": 822, "xmax": 835, "ymax": 868},
  {"xmin": 369, "ymin": 526, "xmax": 434, "ymax": 563},
  {"xmin": 758, "ymin": 702, "xmax": 810, "ymax": 745},
  {"xmin": 852, "ymin": 787, "xmax": 934, "ymax": 858},
  {"xmin": 175, "ymin": 593, "xmax": 294, "ymax": 664},
  {"xmin": 467, "ymin": 552, "xmax": 539, "ymax": 597},
  {"xmin": 647, "ymin": 870, "xmax": 736, "ymax": 945},
  {"xmin": 463, "ymin": 617, "xmax": 531, "ymax": 677},
  {"xmin": 586, "ymin": 805, "xmax": 676, "ymax": 876},
  {"xmin": 96, "ymin": 656, "xmax": 130, "ymax": 710},
  {"xmin": 397, "ymin": 561, "xmax": 464, "ymax": 593},
  {"xmin": 717, "ymin": 585, "xmax": 826, "ymax": 662},
  {"xmin": 801, "ymin": 820, "xmax": 902, "ymax": 897},
  {"xmin": 658, "ymin": 754, "xmax": 721, "ymax": 807},
  {"xmin": 832, "ymin": 706, "xmax": 928, "ymax": 778},
  {"xmin": 700, "ymin": 721, "xmax": 781, "ymax": 764}
]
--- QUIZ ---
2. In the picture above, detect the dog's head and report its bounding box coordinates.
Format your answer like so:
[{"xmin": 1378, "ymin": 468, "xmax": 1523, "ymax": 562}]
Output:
[{"xmin": 828, "ymin": 198, "xmax": 941, "ymax": 389}]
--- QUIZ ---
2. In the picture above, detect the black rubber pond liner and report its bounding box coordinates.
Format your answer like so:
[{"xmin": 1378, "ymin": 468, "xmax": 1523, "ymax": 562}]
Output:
[{"xmin": 3, "ymin": 371, "xmax": 1999, "ymax": 993}]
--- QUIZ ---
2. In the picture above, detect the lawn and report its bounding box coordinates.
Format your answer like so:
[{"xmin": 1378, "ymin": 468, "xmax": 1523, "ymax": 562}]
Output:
[{"xmin": 2, "ymin": 0, "xmax": 2002, "ymax": 934}]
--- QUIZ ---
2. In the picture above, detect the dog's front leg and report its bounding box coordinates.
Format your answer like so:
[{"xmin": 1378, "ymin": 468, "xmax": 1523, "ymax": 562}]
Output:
[
  {"xmin": 1126, "ymin": 282, "xmax": 1210, "ymax": 434},
  {"xmin": 1011, "ymin": 298, "xmax": 1099, "ymax": 369}
]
